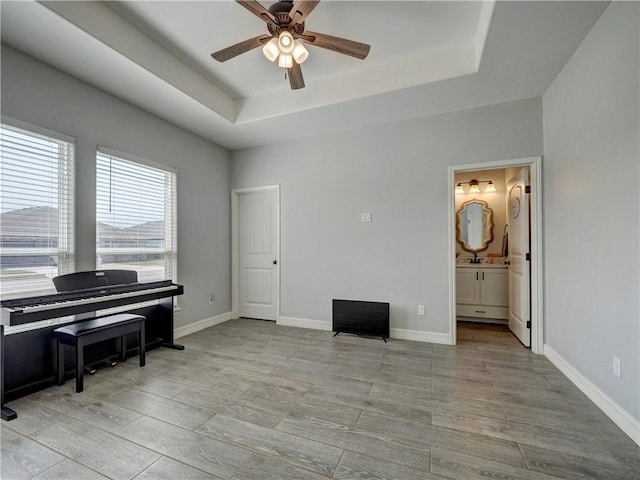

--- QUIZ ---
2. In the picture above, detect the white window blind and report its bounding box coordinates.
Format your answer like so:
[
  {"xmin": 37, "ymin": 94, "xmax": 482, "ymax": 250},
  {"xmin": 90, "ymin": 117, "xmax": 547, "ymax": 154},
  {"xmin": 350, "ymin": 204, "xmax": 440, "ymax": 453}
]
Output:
[
  {"xmin": 0, "ymin": 120, "xmax": 74, "ymax": 298},
  {"xmin": 96, "ymin": 148, "xmax": 176, "ymax": 283}
]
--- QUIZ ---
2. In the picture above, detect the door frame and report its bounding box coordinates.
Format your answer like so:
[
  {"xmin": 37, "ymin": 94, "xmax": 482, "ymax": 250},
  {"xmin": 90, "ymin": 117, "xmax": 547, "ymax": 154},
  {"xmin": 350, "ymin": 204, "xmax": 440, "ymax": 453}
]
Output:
[
  {"xmin": 231, "ymin": 185, "xmax": 281, "ymax": 321},
  {"xmin": 448, "ymin": 157, "xmax": 543, "ymax": 354}
]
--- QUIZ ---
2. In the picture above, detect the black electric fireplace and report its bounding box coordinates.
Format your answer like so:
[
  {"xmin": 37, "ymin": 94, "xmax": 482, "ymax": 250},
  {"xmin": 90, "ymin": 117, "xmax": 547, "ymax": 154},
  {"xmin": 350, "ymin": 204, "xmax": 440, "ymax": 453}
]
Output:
[{"xmin": 332, "ymin": 299, "xmax": 390, "ymax": 342}]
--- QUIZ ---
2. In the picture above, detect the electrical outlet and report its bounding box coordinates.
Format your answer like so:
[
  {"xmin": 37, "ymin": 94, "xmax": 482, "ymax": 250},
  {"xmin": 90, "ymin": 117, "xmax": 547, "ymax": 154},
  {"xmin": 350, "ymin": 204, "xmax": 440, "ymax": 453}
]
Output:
[
  {"xmin": 613, "ymin": 356, "xmax": 622, "ymax": 378},
  {"xmin": 418, "ymin": 304, "xmax": 425, "ymax": 315},
  {"xmin": 208, "ymin": 294, "xmax": 215, "ymax": 306}
]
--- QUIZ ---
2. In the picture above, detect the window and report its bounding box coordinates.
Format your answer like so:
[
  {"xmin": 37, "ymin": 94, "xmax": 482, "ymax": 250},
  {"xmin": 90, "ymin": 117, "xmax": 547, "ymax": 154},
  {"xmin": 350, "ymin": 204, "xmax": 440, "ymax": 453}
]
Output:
[
  {"xmin": 0, "ymin": 120, "xmax": 74, "ymax": 298},
  {"xmin": 96, "ymin": 148, "xmax": 176, "ymax": 283}
]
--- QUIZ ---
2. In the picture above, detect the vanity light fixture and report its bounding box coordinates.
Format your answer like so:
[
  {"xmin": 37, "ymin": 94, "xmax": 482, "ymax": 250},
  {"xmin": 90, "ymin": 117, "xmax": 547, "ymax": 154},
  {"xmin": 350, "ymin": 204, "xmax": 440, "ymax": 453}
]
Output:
[{"xmin": 455, "ymin": 179, "xmax": 496, "ymax": 194}]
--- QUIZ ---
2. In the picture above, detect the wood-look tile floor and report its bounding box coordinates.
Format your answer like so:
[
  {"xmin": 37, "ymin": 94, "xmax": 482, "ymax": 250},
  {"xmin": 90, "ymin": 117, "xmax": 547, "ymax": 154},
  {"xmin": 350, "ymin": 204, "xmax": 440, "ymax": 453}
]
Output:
[{"xmin": 2, "ymin": 320, "xmax": 638, "ymax": 479}]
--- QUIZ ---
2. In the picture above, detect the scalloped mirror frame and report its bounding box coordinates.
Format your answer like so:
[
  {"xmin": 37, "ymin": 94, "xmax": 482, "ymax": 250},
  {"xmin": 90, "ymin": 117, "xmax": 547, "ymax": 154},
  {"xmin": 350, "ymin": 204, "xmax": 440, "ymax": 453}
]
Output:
[{"xmin": 456, "ymin": 198, "xmax": 494, "ymax": 253}]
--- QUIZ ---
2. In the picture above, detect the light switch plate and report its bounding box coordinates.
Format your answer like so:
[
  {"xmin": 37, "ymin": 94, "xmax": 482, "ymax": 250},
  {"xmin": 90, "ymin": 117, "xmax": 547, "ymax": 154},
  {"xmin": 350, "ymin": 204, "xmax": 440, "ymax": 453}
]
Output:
[
  {"xmin": 613, "ymin": 356, "xmax": 622, "ymax": 378},
  {"xmin": 361, "ymin": 212, "xmax": 372, "ymax": 223}
]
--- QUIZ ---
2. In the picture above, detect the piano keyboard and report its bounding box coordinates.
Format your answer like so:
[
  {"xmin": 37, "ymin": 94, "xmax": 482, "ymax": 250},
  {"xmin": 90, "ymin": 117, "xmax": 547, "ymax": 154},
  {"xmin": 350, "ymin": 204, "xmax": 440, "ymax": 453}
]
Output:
[
  {"xmin": 1, "ymin": 280, "xmax": 183, "ymax": 327},
  {"xmin": 7, "ymin": 285, "xmax": 177, "ymax": 315}
]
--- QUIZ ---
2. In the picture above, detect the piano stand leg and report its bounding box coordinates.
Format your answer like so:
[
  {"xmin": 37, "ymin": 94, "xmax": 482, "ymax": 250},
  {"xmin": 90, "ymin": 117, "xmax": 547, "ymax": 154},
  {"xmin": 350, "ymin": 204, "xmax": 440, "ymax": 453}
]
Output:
[
  {"xmin": 162, "ymin": 342, "xmax": 185, "ymax": 351},
  {"xmin": 1, "ymin": 406, "xmax": 17, "ymax": 421}
]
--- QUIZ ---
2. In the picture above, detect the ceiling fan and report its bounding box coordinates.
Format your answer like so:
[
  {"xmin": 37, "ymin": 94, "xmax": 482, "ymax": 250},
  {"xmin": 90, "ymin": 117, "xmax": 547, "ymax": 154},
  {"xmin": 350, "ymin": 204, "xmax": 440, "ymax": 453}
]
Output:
[{"xmin": 211, "ymin": 0, "xmax": 371, "ymax": 90}]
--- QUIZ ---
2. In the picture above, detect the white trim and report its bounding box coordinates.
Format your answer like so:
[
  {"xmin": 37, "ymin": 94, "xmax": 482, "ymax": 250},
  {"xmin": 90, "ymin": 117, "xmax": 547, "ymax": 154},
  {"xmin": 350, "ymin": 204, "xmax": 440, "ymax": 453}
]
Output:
[
  {"xmin": 545, "ymin": 345, "xmax": 640, "ymax": 447},
  {"xmin": 448, "ymin": 156, "xmax": 544, "ymax": 354},
  {"xmin": 1, "ymin": 115, "xmax": 76, "ymax": 144},
  {"xmin": 232, "ymin": 185, "xmax": 281, "ymax": 194},
  {"xmin": 390, "ymin": 328, "xmax": 451, "ymax": 345},
  {"xmin": 277, "ymin": 316, "xmax": 331, "ymax": 331},
  {"xmin": 277, "ymin": 316, "xmax": 451, "ymax": 345},
  {"xmin": 97, "ymin": 145, "xmax": 177, "ymax": 173},
  {"xmin": 174, "ymin": 312, "xmax": 232, "ymax": 339},
  {"xmin": 231, "ymin": 185, "xmax": 281, "ymax": 321}
]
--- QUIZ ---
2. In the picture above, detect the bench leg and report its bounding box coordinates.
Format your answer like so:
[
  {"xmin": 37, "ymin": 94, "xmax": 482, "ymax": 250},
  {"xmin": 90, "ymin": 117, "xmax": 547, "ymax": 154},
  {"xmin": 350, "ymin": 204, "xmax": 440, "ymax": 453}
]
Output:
[
  {"xmin": 120, "ymin": 335, "xmax": 127, "ymax": 362},
  {"xmin": 57, "ymin": 339, "xmax": 65, "ymax": 386},
  {"xmin": 139, "ymin": 321, "xmax": 145, "ymax": 367},
  {"xmin": 75, "ymin": 339, "xmax": 84, "ymax": 393}
]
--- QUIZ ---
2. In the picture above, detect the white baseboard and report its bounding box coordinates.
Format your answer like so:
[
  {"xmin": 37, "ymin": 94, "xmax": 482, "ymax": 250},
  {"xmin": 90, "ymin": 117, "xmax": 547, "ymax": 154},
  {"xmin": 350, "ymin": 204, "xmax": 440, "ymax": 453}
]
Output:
[
  {"xmin": 174, "ymin": 311, "xmax": 232, "ymax": 339},
  {"xmin": 545, "ymin": 344, "xmax": 640, "ymax": 446},
  {"xmin": 277, "ymin": 316, "xmax": 452, "ymax": 344},
  {"xmin": 277, "ymin": 316, "xmax": 332, "ymax": 331},
  {"xmin": 390, "ymin": 328, "xmax": 452, "ymax": 345}
]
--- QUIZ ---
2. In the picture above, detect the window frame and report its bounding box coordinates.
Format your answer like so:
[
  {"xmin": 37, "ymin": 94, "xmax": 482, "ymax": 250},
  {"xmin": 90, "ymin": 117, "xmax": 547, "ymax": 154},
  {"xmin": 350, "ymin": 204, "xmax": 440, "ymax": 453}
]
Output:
[
  {"xmin": 95, "ymin": 147, "xmax": 177, "ymax": 284},
  {"xmin": 0, "ymin": 116, "xmax": 75, "ymax": 299}
]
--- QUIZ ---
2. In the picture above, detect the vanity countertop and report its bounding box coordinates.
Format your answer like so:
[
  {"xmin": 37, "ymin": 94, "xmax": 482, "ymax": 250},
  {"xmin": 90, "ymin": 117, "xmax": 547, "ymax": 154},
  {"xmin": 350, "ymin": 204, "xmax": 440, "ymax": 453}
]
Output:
[{"xmin": 456, "ymin": 262, "xmax": 508, "ymax": 269}]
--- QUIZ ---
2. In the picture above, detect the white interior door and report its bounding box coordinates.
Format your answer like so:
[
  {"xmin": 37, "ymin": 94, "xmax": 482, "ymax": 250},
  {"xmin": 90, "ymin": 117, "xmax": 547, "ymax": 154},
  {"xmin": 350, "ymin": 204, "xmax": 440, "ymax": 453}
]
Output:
[
  {"xmin": 507, "ymin": 168, "xmax": 531, "ymax": 346},
  {"xmin": 238, "ymin": 190, "xmax": 279, "ymax": 320}
]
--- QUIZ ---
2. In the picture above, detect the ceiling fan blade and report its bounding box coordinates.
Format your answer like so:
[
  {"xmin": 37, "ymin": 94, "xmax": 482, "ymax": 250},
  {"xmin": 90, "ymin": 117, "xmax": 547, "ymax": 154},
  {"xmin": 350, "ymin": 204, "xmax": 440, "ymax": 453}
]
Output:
[
  {"xmin": 287, "ymin": 61, "xmax": 305, "ymax": 90},
  {"xmin": 303, "ymin": 31, "xmax": 370, "ymax": 60},
  {"xmin": 288, "ymin": 1, "xmax": 320, "ymax": 25},
  {"xmin": 211, "ymin": 35, "xmax": 271, "ymax": 62},
  {"xmin": 236, "ymin": 0, "xmax": 277, "ymax": 24}
]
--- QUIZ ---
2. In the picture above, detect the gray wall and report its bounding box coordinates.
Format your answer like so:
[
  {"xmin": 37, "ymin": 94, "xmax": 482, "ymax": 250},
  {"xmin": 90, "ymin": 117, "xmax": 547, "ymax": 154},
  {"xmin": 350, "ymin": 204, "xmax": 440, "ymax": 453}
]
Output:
[
  {"xmin": 1, "ymin": 45, "xmax": 232, "ymax": 328},
  {"xmin": 542, "ymin": 2, "xmax": 639, "ymax": 419},
  {"xmin": 231, "ymin": 98, "xmax": 542, "ymax": 333}
]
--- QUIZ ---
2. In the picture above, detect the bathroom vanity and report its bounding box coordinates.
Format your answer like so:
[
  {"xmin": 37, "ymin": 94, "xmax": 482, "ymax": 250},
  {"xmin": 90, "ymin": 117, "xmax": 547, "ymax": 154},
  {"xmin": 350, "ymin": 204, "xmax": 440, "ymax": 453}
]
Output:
[{"xmin": 456, "ymin": 264, "xmax": 508, "ymax": 320}]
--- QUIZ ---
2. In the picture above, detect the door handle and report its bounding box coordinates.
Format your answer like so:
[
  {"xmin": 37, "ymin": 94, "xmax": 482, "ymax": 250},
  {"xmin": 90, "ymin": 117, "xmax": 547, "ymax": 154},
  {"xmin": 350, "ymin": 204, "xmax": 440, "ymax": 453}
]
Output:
[{"xmin": 273, "ymin": 260, "xmax": 277, "ymax": 265}]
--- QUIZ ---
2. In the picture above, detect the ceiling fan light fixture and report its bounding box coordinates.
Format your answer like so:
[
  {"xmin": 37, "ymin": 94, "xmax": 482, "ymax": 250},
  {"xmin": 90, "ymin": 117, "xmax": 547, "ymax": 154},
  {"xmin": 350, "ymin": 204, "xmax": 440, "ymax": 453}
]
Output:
[
  {"xmin": 292, "ymin": 39, "xmax": 309, "ymax": 64},
  {"xmin": 278, "ymin": 31, "xmax": 295, "ymax": 54},
  {"xmin": 278, "ymin": 53, "xmax": 293, "ymax": 68},
  {"xmin": 262, "ymin": 37, "xmax": 280, "ymax": 62},
  {"xmin": 210, "ymin": 1, "xmax": 372, "ymax": 90}
]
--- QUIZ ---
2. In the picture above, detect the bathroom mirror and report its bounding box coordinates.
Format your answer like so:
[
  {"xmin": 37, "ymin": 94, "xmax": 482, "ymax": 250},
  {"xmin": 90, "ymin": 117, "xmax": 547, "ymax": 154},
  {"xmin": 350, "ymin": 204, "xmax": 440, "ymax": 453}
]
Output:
[{"xmin": 456, "ymin": 199, "xmax": 494, "ymax": 252}]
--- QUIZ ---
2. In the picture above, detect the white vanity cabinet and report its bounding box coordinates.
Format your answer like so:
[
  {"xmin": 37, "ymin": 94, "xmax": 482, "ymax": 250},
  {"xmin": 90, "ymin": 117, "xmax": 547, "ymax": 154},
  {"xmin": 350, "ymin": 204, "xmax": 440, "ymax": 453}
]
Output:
[{"xmin": 456, "ymin": 266, "xmax": 508, "ymax": 320}]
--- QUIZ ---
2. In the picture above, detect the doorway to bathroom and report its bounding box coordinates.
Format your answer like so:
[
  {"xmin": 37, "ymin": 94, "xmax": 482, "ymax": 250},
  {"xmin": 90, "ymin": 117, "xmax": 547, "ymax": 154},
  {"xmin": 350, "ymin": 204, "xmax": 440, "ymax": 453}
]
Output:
[{"xmin": 448, "ymin": 157, "xmax": 543, "ymax": 354}]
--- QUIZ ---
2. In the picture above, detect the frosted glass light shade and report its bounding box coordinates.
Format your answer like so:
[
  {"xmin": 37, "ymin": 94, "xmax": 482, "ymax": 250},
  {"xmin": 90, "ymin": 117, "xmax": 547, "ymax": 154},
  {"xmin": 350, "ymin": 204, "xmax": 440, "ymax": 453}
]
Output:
[
  {"xmin": 292, "ymin": 40, "xmax": 309, "ymax": 64},
  {"xmin": 469, "ymin": 183, "xmax": 480, "ymax": 194},
  {"xmin": 262, "ymin": 38, "xmax": 279, "ymax": 62},
  {"xmin": 278, "ymin": 53, "xmax": 293, "ymax": 68},
  {"xmin": 485, "ymin": 181, "xmax": 496, "ymax": 193},
  {"xmin": 455, "ymin": 183, "xmax": 464, "ymax": 195},
  {"xmin": 278, "ymin": 31, "xmax": 294, "ymax": 53}
]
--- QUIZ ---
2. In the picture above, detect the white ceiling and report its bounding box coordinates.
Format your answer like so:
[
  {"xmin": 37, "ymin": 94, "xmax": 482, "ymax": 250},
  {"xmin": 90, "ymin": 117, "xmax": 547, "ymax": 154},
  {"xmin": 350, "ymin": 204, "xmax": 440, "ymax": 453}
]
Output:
[{"xmin": 1, "ymin": 1, "xmax": 609, "ymax": 151}]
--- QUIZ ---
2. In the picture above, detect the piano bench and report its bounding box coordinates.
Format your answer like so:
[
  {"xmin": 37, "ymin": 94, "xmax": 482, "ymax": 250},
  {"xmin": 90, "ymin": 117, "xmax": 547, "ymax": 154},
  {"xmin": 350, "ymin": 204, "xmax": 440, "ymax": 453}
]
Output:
[{"xmin": 54, "ymin": 313, "xmax": 146, "ymax": 393}]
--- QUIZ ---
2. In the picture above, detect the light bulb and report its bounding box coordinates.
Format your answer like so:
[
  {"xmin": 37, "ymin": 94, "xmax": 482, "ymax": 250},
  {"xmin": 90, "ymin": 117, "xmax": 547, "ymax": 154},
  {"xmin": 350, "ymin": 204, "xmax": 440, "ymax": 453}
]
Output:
[
  {"xmin": 262, "ymin": 37, "xmax": 279, "ymax": 62},
  {"xmin": 278, "ymin": 31, "xmax": 294, "ymax": 54},
  {"xmin": 278, "ymin": 53, "xmax": 293, "ymax": 69},
  {"xmin": 292, "ymin": 40, "xmax": 309, "ymax": 64}
]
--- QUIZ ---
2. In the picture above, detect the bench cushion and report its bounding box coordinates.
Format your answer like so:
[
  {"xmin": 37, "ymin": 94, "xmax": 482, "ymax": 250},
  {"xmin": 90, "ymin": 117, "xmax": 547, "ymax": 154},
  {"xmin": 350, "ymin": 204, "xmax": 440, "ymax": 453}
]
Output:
[{"xmin": 54, "ymin": 313, "xmax": 145, "ymax": 338}]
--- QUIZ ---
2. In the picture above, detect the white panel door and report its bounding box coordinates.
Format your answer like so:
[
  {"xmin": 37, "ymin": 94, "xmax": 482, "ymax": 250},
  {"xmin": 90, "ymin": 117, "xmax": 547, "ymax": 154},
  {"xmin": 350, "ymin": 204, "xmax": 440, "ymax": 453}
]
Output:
[
  {"xmin": 507, "ymin": 168, "xmax": 531, "ymax": 346},
  {"xmin": 238, "ymin": 190, "xmax": 279, "ymax": 320}
]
